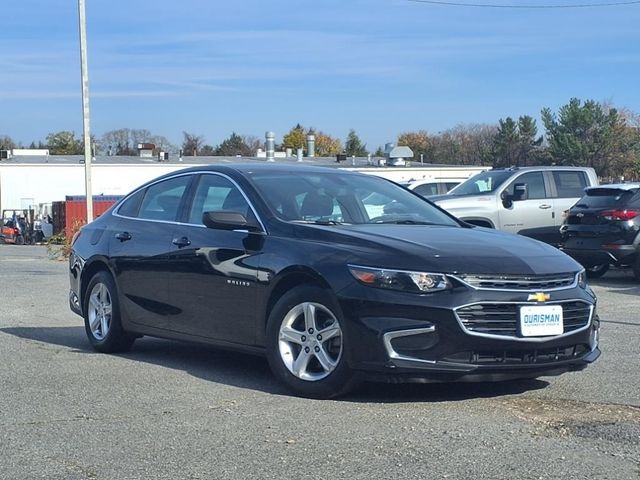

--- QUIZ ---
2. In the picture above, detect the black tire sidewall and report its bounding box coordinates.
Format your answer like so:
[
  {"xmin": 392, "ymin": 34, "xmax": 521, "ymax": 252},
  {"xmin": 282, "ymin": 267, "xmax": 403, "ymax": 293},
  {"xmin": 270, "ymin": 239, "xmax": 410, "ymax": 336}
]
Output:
[
  {"xmin": 83, "ymin": 271, "xmax": 133, "ymax": 353},
  {"xmin": 265, "ymin": 285, "xmax": 355, "ymax": 399},
  {"xmin": 585, "ymin": 263, "xmax": 609, "ymax": 279}
]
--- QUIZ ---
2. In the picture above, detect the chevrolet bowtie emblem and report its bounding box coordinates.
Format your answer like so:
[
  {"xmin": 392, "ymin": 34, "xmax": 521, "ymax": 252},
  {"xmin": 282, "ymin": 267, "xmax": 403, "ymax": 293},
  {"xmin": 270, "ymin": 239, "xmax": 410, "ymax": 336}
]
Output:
[{"xmin": 527, "ymin": 292, "xmax": 550, "ymax": 302}]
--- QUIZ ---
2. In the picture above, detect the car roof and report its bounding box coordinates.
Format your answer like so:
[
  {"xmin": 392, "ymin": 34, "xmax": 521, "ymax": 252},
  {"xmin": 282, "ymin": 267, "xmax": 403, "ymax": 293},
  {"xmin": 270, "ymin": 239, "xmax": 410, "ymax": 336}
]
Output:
[{"xmin": 586, "ymin": 183, "xmax": 640, "ymax": 192}]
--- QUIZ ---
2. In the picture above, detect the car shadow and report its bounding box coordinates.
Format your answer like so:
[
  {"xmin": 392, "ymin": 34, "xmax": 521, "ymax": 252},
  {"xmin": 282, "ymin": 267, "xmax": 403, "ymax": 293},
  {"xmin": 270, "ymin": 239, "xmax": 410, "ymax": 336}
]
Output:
[
  {"xmin": 589, "ymin": 270, "xmax": 640, "ymax": 297},
  {"xmin": 1, "ymin": 326, "xmax": 549, "ymax": 403}
]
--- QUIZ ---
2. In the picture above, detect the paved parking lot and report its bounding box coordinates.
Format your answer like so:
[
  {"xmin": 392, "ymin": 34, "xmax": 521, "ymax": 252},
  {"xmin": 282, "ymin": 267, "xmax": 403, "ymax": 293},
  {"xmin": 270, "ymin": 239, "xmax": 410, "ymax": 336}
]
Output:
[{"xmin": 0, "ymin": 245, "xmax": 638, "ymax": 479}]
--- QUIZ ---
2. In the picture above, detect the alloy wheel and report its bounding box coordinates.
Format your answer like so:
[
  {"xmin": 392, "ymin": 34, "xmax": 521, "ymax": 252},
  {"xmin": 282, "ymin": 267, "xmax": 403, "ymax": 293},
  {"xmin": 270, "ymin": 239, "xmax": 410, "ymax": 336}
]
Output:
[
  {"xmin": 87, "ymin": 282, "xmax": 112, "ymax": 340},
  {"xmin": 278, "ymin": 302, "xmax": 343, "ymax": 381}
]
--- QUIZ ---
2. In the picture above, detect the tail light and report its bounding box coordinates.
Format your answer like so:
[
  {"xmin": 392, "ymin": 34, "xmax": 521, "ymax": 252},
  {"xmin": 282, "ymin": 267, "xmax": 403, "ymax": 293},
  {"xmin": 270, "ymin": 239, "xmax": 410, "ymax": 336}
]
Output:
[{"xmin": 599, "ymin": 209, "xmax": 640, "ymax": 221}]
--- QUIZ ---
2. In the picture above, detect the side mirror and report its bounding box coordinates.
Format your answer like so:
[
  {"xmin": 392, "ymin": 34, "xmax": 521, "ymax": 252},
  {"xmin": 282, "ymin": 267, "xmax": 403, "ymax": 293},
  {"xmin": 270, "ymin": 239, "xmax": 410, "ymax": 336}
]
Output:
[
  {"xmin": 500, "ymin": 191, "xmax": 513, "ymax": 209},
  {"xmin": 513, "ymin": 183, "xmax": 528, "ymax": 201},
  {"xmin": 202, "ymin": 211, "xmax": 260, "ymax": 232}
]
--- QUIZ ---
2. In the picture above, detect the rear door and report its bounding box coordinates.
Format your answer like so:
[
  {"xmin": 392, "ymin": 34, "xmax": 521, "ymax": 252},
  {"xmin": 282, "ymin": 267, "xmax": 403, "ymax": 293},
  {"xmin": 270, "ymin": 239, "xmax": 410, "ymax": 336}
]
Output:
[
  {"xmin": 551, "ymin": 170, "xmax": 590, "ymax": 227},
  {"xmin": 165, "ymin": 173, "xmax": 263, "ymax": 344},
  {"xmin": 110, "ymin": 174, "xmax": 192, "ymax": 330}
]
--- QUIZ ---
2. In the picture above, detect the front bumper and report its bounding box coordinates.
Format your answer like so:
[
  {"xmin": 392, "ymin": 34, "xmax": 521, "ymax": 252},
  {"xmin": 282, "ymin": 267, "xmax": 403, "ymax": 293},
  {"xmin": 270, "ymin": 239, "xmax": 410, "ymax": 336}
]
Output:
[{"xmin": 337, "ymin": 282, "xmax": 599, "ymax": 383}]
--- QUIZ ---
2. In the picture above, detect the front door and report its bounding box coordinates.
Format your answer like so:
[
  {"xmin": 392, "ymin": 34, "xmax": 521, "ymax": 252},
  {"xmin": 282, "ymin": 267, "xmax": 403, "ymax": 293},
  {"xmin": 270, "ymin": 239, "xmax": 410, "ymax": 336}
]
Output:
[
  {"xmin": 166, "ymin": 173, "xmax": 263, "ymax": 345},
  {"xmin": 498, "ymin": 171, "xmax": 557, "ymax": 243}
]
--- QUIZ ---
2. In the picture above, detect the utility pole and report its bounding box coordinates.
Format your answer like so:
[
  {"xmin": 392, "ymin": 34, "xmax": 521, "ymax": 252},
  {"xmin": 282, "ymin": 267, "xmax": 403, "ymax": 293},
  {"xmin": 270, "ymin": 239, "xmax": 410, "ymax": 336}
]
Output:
[{"xmin": 78, "ymin": 0, "xmax": 93, "ymax": 222}]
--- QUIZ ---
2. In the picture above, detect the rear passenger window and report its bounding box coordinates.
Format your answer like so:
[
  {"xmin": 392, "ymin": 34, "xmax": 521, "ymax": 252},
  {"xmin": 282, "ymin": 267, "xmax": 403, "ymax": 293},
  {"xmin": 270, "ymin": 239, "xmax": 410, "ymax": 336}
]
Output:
[
  {"xmin": 138, "ymin": 176, "xmax": 190, "ymax": 221},
  {"xmin": 117, "ymin": 189, "xmax": 145, "ymax": 218},
  {"xmin": 413, "ymin": 183, "xmax": 438, "ymax": 197},
  {"xmin": 553, "ymin": 171, "xmax": 588, "ymax": 198}
]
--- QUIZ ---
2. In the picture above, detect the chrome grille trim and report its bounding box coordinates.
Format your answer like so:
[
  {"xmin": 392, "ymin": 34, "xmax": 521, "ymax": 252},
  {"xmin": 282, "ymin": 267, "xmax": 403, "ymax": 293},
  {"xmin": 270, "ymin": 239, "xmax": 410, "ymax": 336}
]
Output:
[
  {"xmin": 450, "ymin": 272, "xmax": 578, "ymax": 292},
  {"xmin": 453, "ymin": 300, "xmax": 594, "ymax": 342}
]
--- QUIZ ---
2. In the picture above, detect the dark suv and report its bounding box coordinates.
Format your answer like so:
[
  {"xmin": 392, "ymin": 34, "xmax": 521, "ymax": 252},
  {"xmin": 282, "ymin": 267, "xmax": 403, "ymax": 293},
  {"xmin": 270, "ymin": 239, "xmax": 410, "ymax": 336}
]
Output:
[{"xmin": 560, "ymin": 183, "xmax": 640, "ymax": 279}]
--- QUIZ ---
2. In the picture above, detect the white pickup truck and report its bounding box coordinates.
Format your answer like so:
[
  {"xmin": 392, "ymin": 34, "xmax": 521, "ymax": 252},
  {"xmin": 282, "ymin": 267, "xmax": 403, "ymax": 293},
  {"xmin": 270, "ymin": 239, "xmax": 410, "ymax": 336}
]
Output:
[{"xmin": 431, "ymin": 166, "xmax": 599, "ymax": 245}]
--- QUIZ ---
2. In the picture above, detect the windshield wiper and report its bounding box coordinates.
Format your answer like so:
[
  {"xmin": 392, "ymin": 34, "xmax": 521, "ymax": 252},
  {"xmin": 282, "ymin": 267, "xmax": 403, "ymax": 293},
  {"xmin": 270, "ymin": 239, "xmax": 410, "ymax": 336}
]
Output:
[
  {"xmin": 291, "ymin": 219, "xmax": 346, "ymax": 225},
  {"xmin": 373, "ymin": 219, "xmax": 434, "ymax": 225}
]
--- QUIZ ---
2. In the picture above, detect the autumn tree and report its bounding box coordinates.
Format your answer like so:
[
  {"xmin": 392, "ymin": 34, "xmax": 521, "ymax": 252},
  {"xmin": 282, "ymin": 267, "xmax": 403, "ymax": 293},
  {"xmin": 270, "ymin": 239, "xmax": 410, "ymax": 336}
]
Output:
[
  {"xmin": 313, "ymin": 131, "xmax": 342, "ymax": 156},
  {"xmin": 429, "ymin": 124, "xmax": 496, "ymax": 165},
  {"xmin": 282, "ymin": 124, "xmax": 306, "ymax": 151},
  {"xmin": 397, "ymin": 130, "xmax": 430, "ymax": 161},
  {"xmin": 344, "ymin": 129, "xmax": 367, "ymax": 156},
  {"xmin": 182, "ymin": 131, "xmax": 205, "ymax": 156}
]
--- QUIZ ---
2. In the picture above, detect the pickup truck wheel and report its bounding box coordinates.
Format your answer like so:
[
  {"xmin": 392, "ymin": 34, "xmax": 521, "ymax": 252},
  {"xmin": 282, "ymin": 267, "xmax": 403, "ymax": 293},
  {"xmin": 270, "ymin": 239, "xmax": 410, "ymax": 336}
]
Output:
[
  {"xmin": 632, "ymin": 257, "xmax": 640, "ymax": 281},
  {"xmin": 585, "ymin": 263, "xmax": 609, "ymax": 279}
]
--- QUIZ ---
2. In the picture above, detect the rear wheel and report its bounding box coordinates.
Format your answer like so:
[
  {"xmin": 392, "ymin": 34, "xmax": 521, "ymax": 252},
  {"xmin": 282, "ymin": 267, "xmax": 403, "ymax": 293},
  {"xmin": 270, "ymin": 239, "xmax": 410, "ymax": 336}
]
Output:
[
  {"xmin": 83, "ymin": 271, "xmax": 135, "ymax": 353},
  {"xmin": 15, "ymin": 235, "xmax": 24, "ymax": 245},
  {"xmin": 585, "ymin": 263, "xmax": 609, "ymax": 279},
  {"xmin": 266, "ymin": 285, "xmax": 357, "ymax": 398},
  {"xmin": 632, "ymin": 256, "xmax": 640, "ymax": 281}
]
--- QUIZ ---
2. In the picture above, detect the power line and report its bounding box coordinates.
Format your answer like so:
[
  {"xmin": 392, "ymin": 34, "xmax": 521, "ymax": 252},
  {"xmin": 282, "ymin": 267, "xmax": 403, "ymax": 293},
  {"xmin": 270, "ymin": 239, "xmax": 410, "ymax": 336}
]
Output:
[{"xmin": 407, "ymin": 0, "xmax": 640, "ymax": 8}]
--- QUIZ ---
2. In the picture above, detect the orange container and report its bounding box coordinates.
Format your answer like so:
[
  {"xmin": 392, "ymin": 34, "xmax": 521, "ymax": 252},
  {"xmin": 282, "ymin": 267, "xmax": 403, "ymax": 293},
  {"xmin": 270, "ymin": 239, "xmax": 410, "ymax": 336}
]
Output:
[{"xmin": 63, "ymin": 195, "xmax": 123, "ymax": 236}]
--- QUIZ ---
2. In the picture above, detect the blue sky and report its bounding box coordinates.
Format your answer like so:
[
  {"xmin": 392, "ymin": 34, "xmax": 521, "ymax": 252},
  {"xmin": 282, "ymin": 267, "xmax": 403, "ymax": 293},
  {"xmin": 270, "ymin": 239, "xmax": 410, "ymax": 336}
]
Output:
[{"xmin": 2, "ymin": 0, "xmax": 640, "ymax": 149}]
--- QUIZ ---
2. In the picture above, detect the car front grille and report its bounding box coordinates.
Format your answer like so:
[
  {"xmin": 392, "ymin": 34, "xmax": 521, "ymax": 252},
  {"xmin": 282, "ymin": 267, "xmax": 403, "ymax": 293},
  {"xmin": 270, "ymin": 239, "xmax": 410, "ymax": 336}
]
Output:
[
  {"xmin": 453, "ymin": 273, "xmax": 576, "ymax": 291},
  {"xmin": 442, "ymin": 343, "xmax": 591, "ymax": 365},
  {"xmin": 455, "ymin": 301, "xmax": 592, "ymax": 339}
]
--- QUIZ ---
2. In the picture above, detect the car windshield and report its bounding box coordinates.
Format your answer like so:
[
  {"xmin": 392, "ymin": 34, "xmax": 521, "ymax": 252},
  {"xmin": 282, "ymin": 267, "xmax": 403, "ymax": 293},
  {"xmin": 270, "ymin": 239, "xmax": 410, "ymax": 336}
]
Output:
[
  {"xmin": 448, "ymin": 170, "xmax": 513, "ymax": 196},
  {"xmin": 248, "ymin": 170, "xmax": 460, "ymax": 227},
  {"xmin": 573, "ymin": 188, "xmax": 638, "ymax": 208}
]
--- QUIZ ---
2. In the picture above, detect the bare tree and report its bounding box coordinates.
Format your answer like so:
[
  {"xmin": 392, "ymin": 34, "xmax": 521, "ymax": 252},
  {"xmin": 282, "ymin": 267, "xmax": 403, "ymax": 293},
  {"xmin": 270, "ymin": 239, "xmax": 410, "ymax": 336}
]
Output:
[{"xmin": 182, "ymin": 131, "xmax": 205, "ymax": 156}]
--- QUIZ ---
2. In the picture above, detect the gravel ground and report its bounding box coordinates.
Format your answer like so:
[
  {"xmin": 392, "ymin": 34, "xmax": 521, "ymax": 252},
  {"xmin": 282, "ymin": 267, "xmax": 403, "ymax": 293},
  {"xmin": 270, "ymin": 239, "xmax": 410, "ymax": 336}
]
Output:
[{"xmin": 0, "ymin": 245, "xmax": 638, "ymax": 480}]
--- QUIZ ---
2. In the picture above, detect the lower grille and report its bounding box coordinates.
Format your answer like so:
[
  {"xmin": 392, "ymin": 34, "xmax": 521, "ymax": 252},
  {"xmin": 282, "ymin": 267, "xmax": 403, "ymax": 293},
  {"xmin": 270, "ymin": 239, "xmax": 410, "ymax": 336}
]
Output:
[
  {"xmin": 455, "ymin": 301, "xmax": 592, "ymax": 339},
  {"xmin": 443, "ymin": 344, "xmax": 591, "ymax": 365}
]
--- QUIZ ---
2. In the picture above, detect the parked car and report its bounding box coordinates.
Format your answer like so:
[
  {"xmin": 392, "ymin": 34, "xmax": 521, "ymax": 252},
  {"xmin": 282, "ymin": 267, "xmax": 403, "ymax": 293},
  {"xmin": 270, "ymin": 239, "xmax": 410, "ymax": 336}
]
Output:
[
  {"xmin": 560, "ymin": 183, "xmax": 640, "ymax": 279},
  {"xmin": 401, "ymin": 179, "xmax": 461, "ymax": 198},
  {"xmin": 431, "ymin": 166, "xmax": 599, "ymax": 245},
  {"xmin": 69, "ymin": 165, "xmax": 599, "ymax": 398}
]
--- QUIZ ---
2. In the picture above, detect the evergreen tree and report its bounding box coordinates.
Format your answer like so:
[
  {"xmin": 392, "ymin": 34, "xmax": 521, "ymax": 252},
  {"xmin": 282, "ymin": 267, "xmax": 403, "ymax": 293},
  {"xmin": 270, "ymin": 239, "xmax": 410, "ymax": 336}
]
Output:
[{"xmin": 344, "ymin": 129, "xmax": 367, "ymax": 156}]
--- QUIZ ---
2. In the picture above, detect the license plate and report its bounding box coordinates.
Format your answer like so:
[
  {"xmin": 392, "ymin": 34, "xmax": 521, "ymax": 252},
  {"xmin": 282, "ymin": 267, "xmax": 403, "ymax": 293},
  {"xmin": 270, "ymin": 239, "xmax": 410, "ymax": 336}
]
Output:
[{"xmin": 520, "ymin": 305, "xmax": 563, "ymax": 337}]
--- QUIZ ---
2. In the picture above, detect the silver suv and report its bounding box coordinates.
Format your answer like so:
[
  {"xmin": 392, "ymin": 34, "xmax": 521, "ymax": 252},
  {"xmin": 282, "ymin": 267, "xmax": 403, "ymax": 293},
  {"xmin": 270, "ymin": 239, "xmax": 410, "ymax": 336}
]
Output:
[{"xmin": 432, "ymin": 166, "xmax": 599, "ymax": 245}]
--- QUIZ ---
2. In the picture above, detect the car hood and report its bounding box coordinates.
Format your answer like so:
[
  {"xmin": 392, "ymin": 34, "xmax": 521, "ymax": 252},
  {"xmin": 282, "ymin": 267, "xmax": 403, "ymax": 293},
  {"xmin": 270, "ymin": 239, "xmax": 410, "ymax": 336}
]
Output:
[{"xmin": 302, "ymin": 224, "xmax": 580, "ymax": 275}]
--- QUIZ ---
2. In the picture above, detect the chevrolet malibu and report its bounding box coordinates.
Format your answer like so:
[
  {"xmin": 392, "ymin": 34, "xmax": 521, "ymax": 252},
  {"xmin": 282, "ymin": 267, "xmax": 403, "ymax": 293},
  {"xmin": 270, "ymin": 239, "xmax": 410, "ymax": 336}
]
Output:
[{"xmin": 69, "ymin": 165, "xmax": 600, "ymax": 398}]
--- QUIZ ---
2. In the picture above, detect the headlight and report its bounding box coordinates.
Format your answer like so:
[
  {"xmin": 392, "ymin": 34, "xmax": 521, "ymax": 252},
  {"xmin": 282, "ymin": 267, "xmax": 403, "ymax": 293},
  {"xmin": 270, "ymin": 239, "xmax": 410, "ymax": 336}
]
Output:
[
  {"xmin": 348, "ymin": 265, "xmax": 451, "ymax": 293},
  {"xmin": 577, "ymin": 269, "xmax": 587, "ymax": 289}
]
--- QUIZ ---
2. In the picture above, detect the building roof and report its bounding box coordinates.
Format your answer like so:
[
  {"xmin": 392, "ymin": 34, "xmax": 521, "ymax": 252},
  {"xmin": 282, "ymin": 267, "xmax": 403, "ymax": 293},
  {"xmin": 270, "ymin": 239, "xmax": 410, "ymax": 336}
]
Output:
[{"xmin": 0, "ymin": 154, "xmax": 488, "ymax": 170}]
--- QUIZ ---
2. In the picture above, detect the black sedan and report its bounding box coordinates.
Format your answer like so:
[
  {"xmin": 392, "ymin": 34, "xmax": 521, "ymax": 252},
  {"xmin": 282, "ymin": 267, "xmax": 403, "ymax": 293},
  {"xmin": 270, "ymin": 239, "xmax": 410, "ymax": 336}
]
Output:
[{"xmin": 69, "ymin": 164, "xmax": 600, "ymax": 398}]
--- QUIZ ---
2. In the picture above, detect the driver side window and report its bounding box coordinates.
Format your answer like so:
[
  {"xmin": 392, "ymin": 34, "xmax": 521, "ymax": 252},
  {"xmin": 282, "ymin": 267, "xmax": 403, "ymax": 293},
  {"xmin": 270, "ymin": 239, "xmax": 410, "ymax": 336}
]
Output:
[{"xmin": 504, "ymin": 172, "xmax": 547, "ymax": 200}]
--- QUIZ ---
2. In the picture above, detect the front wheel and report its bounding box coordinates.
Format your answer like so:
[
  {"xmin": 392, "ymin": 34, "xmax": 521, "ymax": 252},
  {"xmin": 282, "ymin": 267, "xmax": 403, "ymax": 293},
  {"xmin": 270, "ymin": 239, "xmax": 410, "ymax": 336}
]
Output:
[
  {"xmin": 83, "ymin": 271, "xmax": 135, "ymax": 353},
  {"xmin": 585, "ymin": 263, "xmax": 609, "ymax": 279},
  {"xmin": 266, "ymin": 286, "xmax": 357, "ymax": 398}
]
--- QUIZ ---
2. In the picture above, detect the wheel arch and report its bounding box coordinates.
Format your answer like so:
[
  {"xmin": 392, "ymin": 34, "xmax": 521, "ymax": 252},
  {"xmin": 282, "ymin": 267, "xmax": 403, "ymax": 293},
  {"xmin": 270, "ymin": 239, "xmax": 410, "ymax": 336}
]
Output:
[
  {"xmin": 462, "ymin": 217, "xmax": 495, "ymax": 229},
  {"xmin": 263, "ymin": 267, "xmax": 332, "ymax": 333},
  {"xmin": 80, "ymin": 257, "xmax": 115, "ymax": 313}
]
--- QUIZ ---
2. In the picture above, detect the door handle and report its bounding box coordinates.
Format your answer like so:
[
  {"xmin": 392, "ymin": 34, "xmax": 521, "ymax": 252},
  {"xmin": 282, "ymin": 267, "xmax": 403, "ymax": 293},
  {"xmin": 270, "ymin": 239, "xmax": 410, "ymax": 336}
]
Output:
[
  {"xmin": 172, "ymin": 236, "xmax": 191, "ymax": 248},
  {"xmin": 538, "ymin": 204, "xmax": 552, "ymax": 210},
  {"xmin": 115, "ymin": 231, "xmax": 132, "ymax": 242}
]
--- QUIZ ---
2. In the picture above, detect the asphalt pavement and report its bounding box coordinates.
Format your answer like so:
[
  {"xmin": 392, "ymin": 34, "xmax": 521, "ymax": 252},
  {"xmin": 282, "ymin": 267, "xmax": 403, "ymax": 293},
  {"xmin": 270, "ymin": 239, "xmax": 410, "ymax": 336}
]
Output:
[{"xmin": 0, "ymin": 245, "xmax": 638, "ymax": 479}]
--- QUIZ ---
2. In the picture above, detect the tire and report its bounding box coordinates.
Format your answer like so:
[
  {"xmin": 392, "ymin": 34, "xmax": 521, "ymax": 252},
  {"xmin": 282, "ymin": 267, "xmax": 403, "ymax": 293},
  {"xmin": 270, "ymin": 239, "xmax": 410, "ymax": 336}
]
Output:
[
  {"xmin": 265, "ymin": 285, "xmax": 357, "ymax": 399},
  {"xmin": 585, "ymin": 263, "xmax": 609, "ymax": 279},
  {"xmin": 632, "ymin": 256, "xmax": 640, "ymax": 281},
  {"xmin": 83, "ymin": 271, "xmax": 135, "ymax": 353},
  {"xmin": 15, "ymin": 235, "xmax": 24, "ymax": 246}
]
